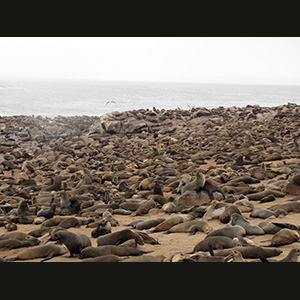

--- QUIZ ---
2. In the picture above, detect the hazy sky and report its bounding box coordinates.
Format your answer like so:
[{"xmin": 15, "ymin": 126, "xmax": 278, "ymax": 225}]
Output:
[{"xmin": 0, "ymin": 37, "xmax": 300, "ymax": 85}]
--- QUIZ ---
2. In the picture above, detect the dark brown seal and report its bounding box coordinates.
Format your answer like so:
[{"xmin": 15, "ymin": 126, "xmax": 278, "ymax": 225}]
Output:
[
  {"xmin": 0, "ymin": 238, "xmax": 40, "ymax": 250},
  {"xmin": 79, "ymin": 245, "xmax": 152, "ymax": 259},
  {"xmin": 193, "ymin": 236, "xmax": 239, "ymax": 252},
  {"xmin": 206, "ymin": 225, "xmax": 246, "ymax": 239},
  {"xmin": 96, "ymin": 229, "xmax": 144, "ymax": 246},
  {"xmin": 50, "ymin": 231, "xmax": 91, "ymax": 257},
  {"xmin": 7, "ymin": 244, "xmax": 68, "ymax": 261},
  {"xmin": 214, "ymin": 246, "xmax": 282, "ymax": 258}
]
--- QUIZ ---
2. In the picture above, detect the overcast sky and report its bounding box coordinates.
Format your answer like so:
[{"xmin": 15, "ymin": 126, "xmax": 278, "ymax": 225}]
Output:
[{"xmin": 0, "ymin": 37, "xmax": 299, "ymax": 85}]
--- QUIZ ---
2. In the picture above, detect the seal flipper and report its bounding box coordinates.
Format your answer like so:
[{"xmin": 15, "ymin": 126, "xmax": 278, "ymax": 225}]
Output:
[
  {"xmin": 140, "ymin": 250, "xmax": 154, "ymax": 255},
  {"xmin": 5, "ymin": 257, "xmax": 17, "ymax": 261},
  {"xmin": 187, "ymin": 227, "xmax": 198, "ymax": 236},
  {"xmin": 207, "ymin": 240, "xmax": 214, "ymax": 256},
  {"xmin": 0, "ymin": 247, "xmax": 12, "ymax": 252},
  {"xmin": 259, "ymin": 255, "xmax": 269, "ymax": 262},
  {"xmin": 40, "ymin": 254, "xmax": 55, "ymax": 262}
]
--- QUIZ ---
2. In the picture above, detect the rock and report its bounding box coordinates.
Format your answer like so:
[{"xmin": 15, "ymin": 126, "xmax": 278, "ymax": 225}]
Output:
[{"xmin": 174, "ymin": 190, "xmax": 211, "ymax": 207}]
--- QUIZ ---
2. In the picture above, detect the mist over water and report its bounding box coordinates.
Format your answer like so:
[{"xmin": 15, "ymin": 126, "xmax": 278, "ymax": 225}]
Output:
[{"xmin": 0, "ymin": 78, "xmax": 300, "ymax": 118}]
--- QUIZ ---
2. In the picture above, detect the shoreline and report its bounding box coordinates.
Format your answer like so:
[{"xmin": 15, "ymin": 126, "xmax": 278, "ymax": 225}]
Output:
[
  {"xmin": 0, "ymin": 102, "xmax": 297, "ymax": 120},
  {"xmin": 1, "ymin": 103, "xmax": 300, "ymax": 262}
]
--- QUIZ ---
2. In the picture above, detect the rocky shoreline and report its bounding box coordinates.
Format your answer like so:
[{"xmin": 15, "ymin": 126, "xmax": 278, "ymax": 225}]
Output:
[{"xmin": 1, "ymin": 103, "xmax": 300, "ymax": 262}]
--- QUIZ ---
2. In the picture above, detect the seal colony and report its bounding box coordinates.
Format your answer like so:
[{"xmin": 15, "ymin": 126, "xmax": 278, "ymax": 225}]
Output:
[{"xmin": 1, "ymin": 103, "xmax": 300, "ymax": 262}]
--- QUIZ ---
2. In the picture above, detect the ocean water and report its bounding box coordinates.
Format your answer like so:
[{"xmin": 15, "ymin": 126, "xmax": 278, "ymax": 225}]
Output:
[{"xmin": 0, "ymin": 77, "xmax": 300, "ymax": 118}]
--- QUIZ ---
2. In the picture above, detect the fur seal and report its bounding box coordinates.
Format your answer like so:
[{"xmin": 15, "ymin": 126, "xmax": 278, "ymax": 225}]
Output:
[
  {"xmin": 230, "ymin": 213, "xmax": 265, "ymax": 235},
  {"xmin": 247, "ymin": 190, "xmax": 285, "ymax": 201},
  {"xmin": 167, "ymin": 220, "xmax": 213, "ymax": 235},
  {"xmin": 267, "ymin": 228, "xmax": 300, "ymax": 247},
  {"xmin": 134, "ymin": 218, "xmax": 166, "ymax": 230},
  {"xmin": 42, "ymin": 175, "xmax": 62, "ymax": 192},
  {"xmin": 0, "ymin": 238, "xmax": 40, "ymax": 250},
  {"xmin": 162, "ymin": 202, "xmax": 176, "ymax": 214},
  {"xmin": 58, "ymin": 217, "xmax": 81, "ymax": 229},
  {"xmin": 181, "ymin": 170, "xmax": 205, "ymax": 194},
  {"xmin": 28, "ymin": 227, "xmax": 50, "ymax": 237},
  {"xmin": 258, "ymin": 221, "xmax": 282, "ymax": 234},
  {"xmin": 79, "ymin": 245, "xmax": 152, "ymax": 259},
  {"xmin": 193, "ymin": 236, "xmax": 239, "ymax": 253},
  {"xmin": 206, "ymin": 225, "xmax": 246, "ymax": 239},
  {"xmin": 41, "ymin": 216, "xmax": 68, "ymax": 227},
  {"xmin": 151, "ymin": 214, "xmax": 194, "ymax": 232},
  {"xmin": 7, "ymin": 244, "xmax": 68, "ymax": 261},
  {"xmin": 136, "ymin": 231, "xmax": 159, "ymax": 245},
  {"xmin": 224, "ymin": 250, "xmax": 245, "ymax": 262},
  {"xmin": 122, "ymin": 255, "xmax": 165, "ymax": 262},
  {"xmin": 214, "ymin": 246, "xmax": 282, "ymax": 258},
  {"xmin": 17, "ymin": 199, "xmax": 35, "ymax": 224},
  {"xmin": 81, "ymin": 254, "xmax": 126, "ymax": 262},
  {"xmin": 148, "ymin": 194, "xmax": 168, "ymax": 205},
  {"xmin": 96, "ymin": 229, "xmax": 144, "ymax": 246},
  {"xmin": 0, "ymin": 231, "xmax": 33, "ymax": 241},
  {"xmin": 219, "ymin": 205, "xmax": 242, "ymax": 224},
  {"xmin": 37, "ymin": 203, "xmax": 56, "ymax": 219},
  {"xmin": 261, "ymin": 248, "xmax": 300, "ymax": 262},
  {"xmin": 133, "ymin": 199, "xmax": 156, "ymax": 216},
  {"xmin": 91, "ymin": 219, "xmax": 111, "ymax": 238},
  {"xmin": 250, "ymin": 207, "xmax": 287, "ymax": 219},
  {"xmin": 4, "ymin": 223, "xmax": 17, "ymax": 231},
  {"xmin": 268, "ymin": 201, "xmax": 300, "ymax": 213},
  {"xmin": 50, "ymin": 231, "xmax": 91, "ymax": 257}
]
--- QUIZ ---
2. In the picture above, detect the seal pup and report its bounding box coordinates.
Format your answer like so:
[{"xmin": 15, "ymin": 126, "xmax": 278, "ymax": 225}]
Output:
[
  {"xmin": 7, "ymin": 244, "xmax": 68, "ymax": 262},
  {"xmin": 37, "ymin": 203, "xmax": 56, "ymax": 219},
  {"xmin": 96, "ymin": 229, "xmax": 144, "ymax": 246},
  {"xmin": 50, "ymin": 231, "xmax": 91, "ymax": 257}
]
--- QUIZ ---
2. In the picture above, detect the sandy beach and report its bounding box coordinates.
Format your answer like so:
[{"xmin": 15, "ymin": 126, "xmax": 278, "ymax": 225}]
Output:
[{"xmin": 1, "ymin": 103, "xmax": 300, "ymax": 262}]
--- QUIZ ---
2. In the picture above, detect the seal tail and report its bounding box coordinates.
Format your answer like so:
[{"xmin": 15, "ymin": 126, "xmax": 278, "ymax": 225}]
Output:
[
  {"xmin": 141, "ymin": 250, "xmax": 154, "ymax": 255},
  {"xmin": 259, "ymin": 255, "xmax": 269, "ymax": 262},
  {"xmin": 162, "ymin": 231, "xmax": 171, "ymax": 235},
  {"xmin": 40, "ymin": 254, "xmax": 55, "ymax": 262}
]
